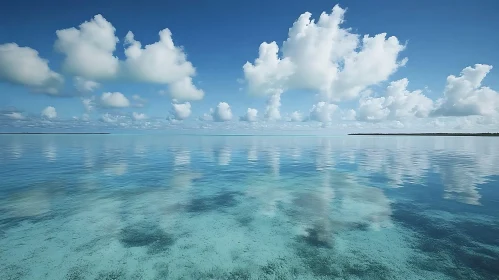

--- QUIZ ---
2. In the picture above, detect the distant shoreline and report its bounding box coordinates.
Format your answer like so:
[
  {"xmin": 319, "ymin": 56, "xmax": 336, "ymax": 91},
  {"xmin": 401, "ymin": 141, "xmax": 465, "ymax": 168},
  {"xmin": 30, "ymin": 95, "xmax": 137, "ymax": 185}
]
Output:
[
  {"xmin": 0, "ymin": 132, "xmax": 110, "ymax": 135},
  {"xmin": 349, "ymin": 133, "xmax": 499, "ymax": 137}
]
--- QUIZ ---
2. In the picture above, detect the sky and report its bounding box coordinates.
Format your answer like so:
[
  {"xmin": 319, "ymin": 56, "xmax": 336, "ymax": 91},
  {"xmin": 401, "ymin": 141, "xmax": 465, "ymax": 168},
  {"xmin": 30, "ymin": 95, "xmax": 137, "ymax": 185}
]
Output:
[{"xmin": 1, "ymin": 0, "xmax": 498, "ymax": 133}]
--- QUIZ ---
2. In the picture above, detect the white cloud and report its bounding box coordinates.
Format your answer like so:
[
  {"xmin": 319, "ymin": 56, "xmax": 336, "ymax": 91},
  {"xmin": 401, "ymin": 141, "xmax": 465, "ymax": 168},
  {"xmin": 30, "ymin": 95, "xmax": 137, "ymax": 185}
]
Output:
[
  {"xmin": 342, "ymin": 109, "xmax": 357, "ymax": 121},
  {"xmin": 0, "ymin": 43, "xmax": 63, "ymax": 94},
  {"xmin": 100, "ymin": 92, "xmax": 130, "ymax": 108},
  {"xmin": 200, "ymin": 109, "xmax": 214, "ymax": 121},
  {"xmin": 434, "ymin": 64, "xmax": 499, "ymax": 117},
  {"xmin": 356, "ymin": 78, "xmax": 433, "ymax": 122},
  {"xmin": 124, "ymin": 30, "xmax": 203, "ymax": 101},
  {"xmin": 357, "ymin": 96, "xmax": 390, "ymax": 122},
  {"xmin": 213, "ymin": 102, "xmax": 233, "ymax": 122},
  {"xmin": 74, "ymin": 76, "xmax": 99, "ymax": 92},
  {"xmin": 4, "ymin": 112, "xmax": 25, "ymax": 120},
  {"xmin": 41, "ymin": 106, "xmax": 57, "ymax": 119},
  {"xmin": 55, "ymin": 15, "xmax": 203, "ymax": 101},
  {"xmin": 82, "ymin": 97, "xmax": 95, "ymax": 112},
  {"xmin": 172, "ymin": 102, "xmax": 191, "ymax": 120},
  {"xmin": 243, "ymin": 4, "xmax": 406, "ymax": 102},
  {"xmin": 101, "ymin": 113, "xmax": 118, "ymax": 123},
  {"xmin": 55, "ymin": 14, "xmax": 119, "ymax": 80},
  {"xmin": 168, "ymin": 77, "xmax": 204, "ymax": 101},
  {"xmin": 132, "ymin": 112, "xmax": 147, "ymax": 120},
  {"xmin": 289, "ymin": 111, "xmax": 304, "ymax": 122},
  {"xmin": 309, "ymin": 102, "xmax": 338, "ymax": 123},
  {"xmin": 240, "ymin": 108, "xmax": 258, "ymax": 122},
  {"xmin": 265, "ymin": 94, "xmax": 281, "ymax": 121}
]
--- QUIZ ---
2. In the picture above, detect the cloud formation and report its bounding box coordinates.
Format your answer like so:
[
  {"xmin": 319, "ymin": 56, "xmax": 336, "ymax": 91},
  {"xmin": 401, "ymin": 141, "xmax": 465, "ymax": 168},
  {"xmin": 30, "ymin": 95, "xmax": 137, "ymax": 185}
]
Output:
[
  {"xmin": 74, "ymin": 76, "xmax": 99, "ymax": 93},
  {"xmin": 243, "ymin": 4, "xmax": 406, "ymax": 102},
  {"xmin": 0, "ymin": 43, "xmax": 63, "ymax": 94},
  {"xmin": 213, "ymin": 102, "xmax": 233, "ymax": 122},
  {"xmin": 240, "ymin": 108, "xmax": 258, "ymax": 122},
  {"xmin": 356, "ymin": 79, "xmax": 433, "ymax": 122},
  {"xmin": 41, "ymin": 106, "xmax": 57, "ymax": 119},
  {"xmin": 4, "ymin": 112, "xmax": 25, "ymax": 120},
  {"xmin": 309, "ymin": 102, "xmax": 338, "ymax": 123},
  {"xmin": 433, "ymin": 64, "xmax": 498, "ymax": 117},
  {"xmin": 100, "ymin": 92, "xmax": 130, "ymax": 108},
  {"xmin": 55, "ymin": 15, "xmax": 203, "ymax": 101},
  {"xmin": 55, "ymin": 15, "xmax": 119, "ymax": 80},
  {"xmin": 172, "ymin": 102, "xmax": 192, "ymax": 120}
]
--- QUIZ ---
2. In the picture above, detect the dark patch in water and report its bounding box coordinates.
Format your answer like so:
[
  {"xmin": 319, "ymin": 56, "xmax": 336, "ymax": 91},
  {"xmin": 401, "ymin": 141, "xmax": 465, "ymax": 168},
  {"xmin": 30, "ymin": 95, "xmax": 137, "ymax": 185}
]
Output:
[
  {"xmin": 65, "ymin": 266, "xmax": 87, "ymax": 280},
  {"xmin": 192, "ymin": 267, "xmax": 252, "ymax": 280},
  {"xmin": 1, "ymin": 264, "xmax": 26, "ymax": 280},
  {"xmin": 393, "ymin": 204, "xmax": 499, "ymax": 279},
  {"xmin": 119, "ymin": 223, "xmax": 175, "ymax": 255},
  {"xmin": 299, "ymin": 226, "xmax": 333, "ymax": 248},
  {"xmin": 94, "ymin": 269, "xmax": 126, "ymax": 280},
  {"xmin": 186, "ymin": 190, "xmax": 243, "ymax": 213},
  {"xmin": 236, "ymin": 215, "xmax": 254, "ymax": 227}
]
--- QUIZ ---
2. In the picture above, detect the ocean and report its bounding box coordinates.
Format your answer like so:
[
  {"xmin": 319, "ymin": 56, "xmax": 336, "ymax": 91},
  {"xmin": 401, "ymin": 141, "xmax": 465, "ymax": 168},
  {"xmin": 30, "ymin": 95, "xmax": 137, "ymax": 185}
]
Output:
[{"xmin": 1, "ymin": 135, "xmax": 498, "ymax": 279}]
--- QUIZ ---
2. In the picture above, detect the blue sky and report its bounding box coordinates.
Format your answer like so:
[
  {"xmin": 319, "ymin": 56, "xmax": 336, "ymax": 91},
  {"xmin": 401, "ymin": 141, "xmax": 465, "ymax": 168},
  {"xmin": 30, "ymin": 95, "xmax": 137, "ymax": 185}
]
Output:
[{"xmin": 1, "ymin": 0, "xmax": 499, "ymax": 132}]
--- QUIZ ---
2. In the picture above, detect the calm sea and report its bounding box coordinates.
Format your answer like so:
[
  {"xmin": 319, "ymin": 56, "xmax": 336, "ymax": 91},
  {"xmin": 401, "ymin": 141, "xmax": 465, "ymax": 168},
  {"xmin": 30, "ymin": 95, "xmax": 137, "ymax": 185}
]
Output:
[{"xmin": 0, "ymin": 135, "xmax": 498, "ymax": 279}]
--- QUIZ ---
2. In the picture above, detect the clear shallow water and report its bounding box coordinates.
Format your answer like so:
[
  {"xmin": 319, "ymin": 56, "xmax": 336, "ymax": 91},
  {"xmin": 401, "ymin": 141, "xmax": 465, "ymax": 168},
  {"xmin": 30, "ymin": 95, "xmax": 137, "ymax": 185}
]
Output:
[{"xmin": 0, "ymin": 135, "xmax": 498, "ymax": 280}]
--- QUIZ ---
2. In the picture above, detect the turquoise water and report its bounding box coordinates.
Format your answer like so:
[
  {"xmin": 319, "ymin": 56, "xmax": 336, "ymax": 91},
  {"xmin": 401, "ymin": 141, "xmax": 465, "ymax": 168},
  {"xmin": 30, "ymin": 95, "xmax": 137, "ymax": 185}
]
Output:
[{"xmin": 0, "ymin": 135, "xmax": 498, "ymax": 280}]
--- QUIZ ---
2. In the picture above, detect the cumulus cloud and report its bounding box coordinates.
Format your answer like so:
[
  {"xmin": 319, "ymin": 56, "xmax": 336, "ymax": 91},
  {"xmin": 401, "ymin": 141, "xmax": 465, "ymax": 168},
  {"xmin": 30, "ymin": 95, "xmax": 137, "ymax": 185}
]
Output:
[
  {"xmin": 341, "ymin": 109, "xmax": 357, "ymax": 121},
  {"xmin": 4, "ymin": 112, "xmax": 25, "ymax": 120},
  {"xmin": 123, "ymin": 30, "xmax": 203, "ymax": 101},
  {"xmin": 132, "ymin": 112, "xmax": 147, "ymax": 120},
  {"xmin": 309, "ymin": 102, "xmax": 338, "ymax": 123},
  {"xmin": 356, "ymin": 78, "xmax": 433, "ymax": 122},
  {"xmin": 55, "ymin": 15, "xmax": 203, "ymax": 101},
  {"xmin": 240, "ymin": 108, "xmax": 258, "ymax": 122},
  {"xmin": 82, "ymin": 97, "xmax": 95, "ymax": 112},
  {"xmin": 213, "ymin": 102, "xmax": 233, "ymax": 122},
  {"xmin": 172, "ymin": 102, "xmax": 191, "ymax": 120},
  {"xmin": 265, "ymin": 94, "xmax": 281, "ymax": 121},
  {"xmin": 433, "ymin": 64, "xmax": 499, "ymax": 117},
  {"xmin": 55, "ymin": 14, "xmax": 119, "ymax": 80},
  {"xmin": 100, "ymin": 92, "xmax": 130, "ymax": 108},
  {"xmin": 243, "ymin": 4, "xmax": 406, "ymax": 102},
  {"xmin": 74, "ymin": 76, "xmax": 99, "ymax": 92},
  {"xmin": 41, "ymin": 106, "xmax": 57, "ymax": 119},
  {"xmin": 289, "ymin": 111, "xmax": 304, "ymax": 122},
  {"xmin": 0, "ymin": 43, "xmax": 63, "ymax": 94}
]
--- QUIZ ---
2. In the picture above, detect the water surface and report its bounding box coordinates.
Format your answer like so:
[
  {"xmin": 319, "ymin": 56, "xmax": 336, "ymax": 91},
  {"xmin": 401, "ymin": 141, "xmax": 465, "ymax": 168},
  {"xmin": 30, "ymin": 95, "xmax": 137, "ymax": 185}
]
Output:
[{"xmin": 1, "ymin": 135, "xmax": 498, "ymax": 279}]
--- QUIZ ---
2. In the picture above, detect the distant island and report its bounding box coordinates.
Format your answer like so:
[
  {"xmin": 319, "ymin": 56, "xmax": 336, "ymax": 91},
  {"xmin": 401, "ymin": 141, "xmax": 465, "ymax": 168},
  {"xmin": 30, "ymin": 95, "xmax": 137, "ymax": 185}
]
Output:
[
  {"xmin": 349, "ymin": 133, "xmax": 499, "ymax": 137},
  {"xmin": 0, "ymin": 132, "xmax": 110, "ymax": 135}
]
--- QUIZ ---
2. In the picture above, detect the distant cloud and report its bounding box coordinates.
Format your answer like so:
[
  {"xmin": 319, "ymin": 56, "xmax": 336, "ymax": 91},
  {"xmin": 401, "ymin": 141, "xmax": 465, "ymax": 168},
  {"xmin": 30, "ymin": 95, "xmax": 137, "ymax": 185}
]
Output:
[
  {"xmin": 309, "ymin": 102, "xmax": 338, "ymax": 123},
  {"xmin": 74, "ymin": 76, "xmax": 100, "ymax": 93},
  {"xmin": 100, "ymin": 92, "xmax": 130, "ymax": 108},
  {"xmin": 82, "ymin": 97, "xmax": 95, "ymax": 112},
  {"xmin": 132, "ymin": 112, "xmax": 147, "ymax": 120},
  {"xmin": 172, "ymin": 102, "xmax": 191, "ymax": 120},
  {"xmin": 265, "ymin": 94, "xmax": 281, "ymax": 121},
  {"xmin": 356, "ymin": 78, "xmax": 433, "ymax": 122},
  {"xmin": 240, "ymin": 108, "xmax": 258, "ymax": 122},
  {"xmin": 41, "ymin": 106, "xmax": 57, "ymax": 119},
  {"xmin": 0, "ymin": 43, "xmax": 63, "ymax": 94},
  {"xmin": 289, "ymin": 111, "xmax": 304, "ymax": 122},
  {"xmin": 213, "ymin": 102, "xmax": 233, "ymax": 122},
  {"xmin": 433, "ymin": 64, "xmax": 499, "ymax": 117},
  {"xmin": 4, "ymin": 112, "xmax": 25, "ymax": 120}
]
